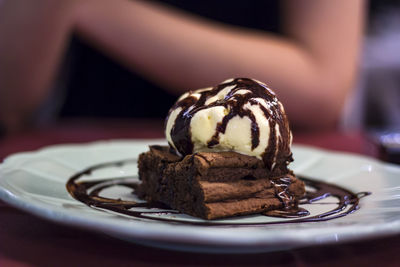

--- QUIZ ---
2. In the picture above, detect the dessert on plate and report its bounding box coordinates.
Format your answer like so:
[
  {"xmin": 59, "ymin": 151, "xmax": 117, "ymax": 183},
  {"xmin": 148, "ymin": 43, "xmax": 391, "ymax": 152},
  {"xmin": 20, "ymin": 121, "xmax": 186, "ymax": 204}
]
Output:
[{"xmin": 137, "ymin": 78, "xmax": 305, "ymax": 220}]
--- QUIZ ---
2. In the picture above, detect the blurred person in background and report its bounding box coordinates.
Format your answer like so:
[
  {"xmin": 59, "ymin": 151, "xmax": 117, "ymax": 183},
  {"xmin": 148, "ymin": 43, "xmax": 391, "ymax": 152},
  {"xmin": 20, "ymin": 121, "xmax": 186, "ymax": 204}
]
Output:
[
  {"xmin": 0, "ymin": 0, "xmax": 365, "ymax": 136},
  {"xmin": 342, "ymin": 0, "xmax": 400, "ymax": 132}
]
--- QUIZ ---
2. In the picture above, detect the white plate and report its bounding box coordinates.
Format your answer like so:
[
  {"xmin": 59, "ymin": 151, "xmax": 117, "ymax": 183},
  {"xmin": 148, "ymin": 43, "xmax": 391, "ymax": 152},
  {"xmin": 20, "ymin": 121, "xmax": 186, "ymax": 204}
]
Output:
[{"xmin": 1, "ymin": 140, "xmax": 400, "ymax": 253}]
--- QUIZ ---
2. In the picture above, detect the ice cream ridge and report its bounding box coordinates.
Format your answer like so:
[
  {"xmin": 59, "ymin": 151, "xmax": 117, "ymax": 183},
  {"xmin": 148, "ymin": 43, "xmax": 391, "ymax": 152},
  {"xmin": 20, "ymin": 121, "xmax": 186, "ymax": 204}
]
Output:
[
  {"xmin": 137, "ymin": 78, "xmax": 306, "ymax": 220},
  {"xmin": 165, "ymin": 77, "xmax": 293, "ymax": 171}
]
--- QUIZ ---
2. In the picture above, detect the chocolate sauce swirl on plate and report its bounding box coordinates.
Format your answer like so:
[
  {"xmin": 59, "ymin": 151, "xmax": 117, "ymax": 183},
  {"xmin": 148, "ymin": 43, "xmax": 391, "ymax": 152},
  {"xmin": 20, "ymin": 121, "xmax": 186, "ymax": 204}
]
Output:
[{"xmin": 66, "ymin": 159, "xmax": 370, "ymax": 226}]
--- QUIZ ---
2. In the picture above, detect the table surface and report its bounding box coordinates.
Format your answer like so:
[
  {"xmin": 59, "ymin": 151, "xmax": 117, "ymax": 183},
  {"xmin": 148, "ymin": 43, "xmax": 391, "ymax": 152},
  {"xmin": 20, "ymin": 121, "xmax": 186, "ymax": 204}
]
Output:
[{"xmin": 0, "ymin": 119, "xmax": 398, "ymax": 267}]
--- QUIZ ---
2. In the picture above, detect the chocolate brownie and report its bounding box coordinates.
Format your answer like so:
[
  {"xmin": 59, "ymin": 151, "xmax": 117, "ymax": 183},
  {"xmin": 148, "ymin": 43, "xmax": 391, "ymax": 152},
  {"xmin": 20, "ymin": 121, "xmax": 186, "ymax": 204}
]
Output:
[{"xmin": 137, "ymin": 145, "xmax": 305, "ymax": 220}]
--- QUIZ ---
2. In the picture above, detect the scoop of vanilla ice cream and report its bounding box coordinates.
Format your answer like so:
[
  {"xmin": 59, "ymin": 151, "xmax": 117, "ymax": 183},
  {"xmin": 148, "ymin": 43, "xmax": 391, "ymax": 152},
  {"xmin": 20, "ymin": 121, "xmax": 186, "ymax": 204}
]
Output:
[{"xmin": 165, "ymin": 78, "xmax": 292, "ymax": 170}]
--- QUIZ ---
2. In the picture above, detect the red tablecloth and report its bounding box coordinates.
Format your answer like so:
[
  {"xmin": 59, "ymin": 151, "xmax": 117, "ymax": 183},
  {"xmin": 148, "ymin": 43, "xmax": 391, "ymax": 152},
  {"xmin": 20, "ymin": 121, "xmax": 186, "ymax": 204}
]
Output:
[{"xmin": 0, "ymin": 119, "xmax": 398, "ymax": 267}]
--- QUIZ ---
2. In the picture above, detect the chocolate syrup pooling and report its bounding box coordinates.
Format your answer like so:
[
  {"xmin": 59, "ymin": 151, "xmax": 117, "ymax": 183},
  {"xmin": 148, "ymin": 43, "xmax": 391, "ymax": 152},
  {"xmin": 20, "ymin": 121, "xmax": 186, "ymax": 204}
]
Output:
[{"xmin": 66, "ymin": 159, "xmax": 370, "ymax": 226}]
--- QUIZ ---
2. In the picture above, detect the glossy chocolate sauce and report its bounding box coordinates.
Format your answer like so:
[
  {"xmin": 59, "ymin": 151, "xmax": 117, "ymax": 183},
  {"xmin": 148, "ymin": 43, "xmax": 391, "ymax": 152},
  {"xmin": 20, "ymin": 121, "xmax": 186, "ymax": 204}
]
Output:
[
  {"xmin": 167, "ymin": 78, "xmax": 292, "ymax": 170},
  {"xmin": 66, "ymin": 159, "xmax": 370, "ymax": 226}
]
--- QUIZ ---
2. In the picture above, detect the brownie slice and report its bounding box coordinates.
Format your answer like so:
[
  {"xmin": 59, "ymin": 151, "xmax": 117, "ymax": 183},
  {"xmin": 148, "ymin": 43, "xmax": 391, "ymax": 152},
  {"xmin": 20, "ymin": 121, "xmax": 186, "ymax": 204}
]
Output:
[{"xmin": 137, "ymin": 146, "xmax": 305, "ymax": 220}]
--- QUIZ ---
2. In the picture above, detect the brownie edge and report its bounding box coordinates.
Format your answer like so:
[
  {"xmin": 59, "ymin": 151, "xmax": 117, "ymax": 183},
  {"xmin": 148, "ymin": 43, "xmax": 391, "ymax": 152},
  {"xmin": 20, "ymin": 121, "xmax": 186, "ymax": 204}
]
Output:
[{"xmin": 137, "ymin": 145, "xmax": 305, "ymax": 220}]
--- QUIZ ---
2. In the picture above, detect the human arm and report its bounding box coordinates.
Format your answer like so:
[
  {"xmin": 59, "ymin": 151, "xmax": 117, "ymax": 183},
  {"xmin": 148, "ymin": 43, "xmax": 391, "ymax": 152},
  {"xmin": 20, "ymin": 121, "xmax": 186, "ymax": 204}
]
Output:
[
  {"xmin": 0, "ymin": 0, "xmax": 365, "ymax": 132},
  {"xmin": 0, "ymin": 0, "xmax": 75, "ymax": 132},
  {"xmin": 75, "ymin": 0, "xmax": 365, "ymax": 130}
]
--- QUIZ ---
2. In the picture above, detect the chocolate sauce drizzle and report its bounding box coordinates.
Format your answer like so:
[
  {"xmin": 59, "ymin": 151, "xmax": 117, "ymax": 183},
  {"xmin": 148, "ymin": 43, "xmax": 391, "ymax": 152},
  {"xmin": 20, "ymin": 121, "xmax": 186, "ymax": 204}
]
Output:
[
  {"xmin": 66, "ymin": 159, "xmax": 370, "ymax": 226},
  {"xmin": 167, "ymin": 78, "xmax": 292, "ymax": 170}
]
